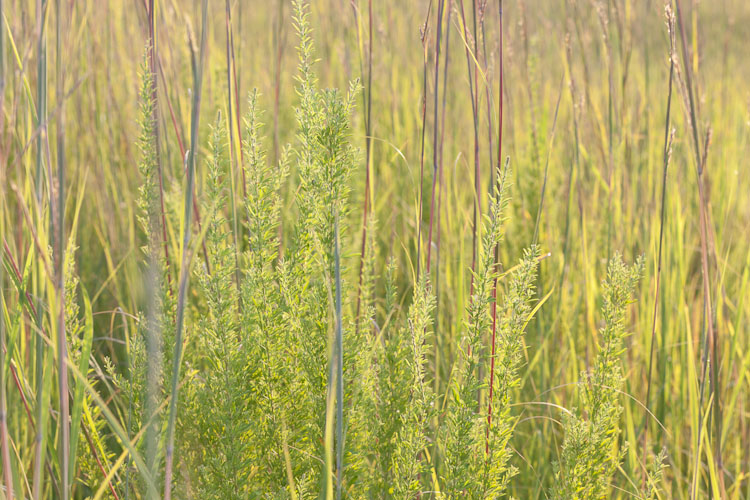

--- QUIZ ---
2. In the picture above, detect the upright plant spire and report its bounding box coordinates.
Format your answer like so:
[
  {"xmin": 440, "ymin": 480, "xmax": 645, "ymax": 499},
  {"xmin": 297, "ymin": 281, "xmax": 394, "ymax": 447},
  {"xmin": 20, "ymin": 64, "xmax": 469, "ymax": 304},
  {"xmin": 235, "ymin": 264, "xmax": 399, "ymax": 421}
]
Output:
[
  {"xmin": 163, "ymin": 0, "xmax": 208, "ymax": 497},
  {"xmin": 552, "ymin": 255, "xmax": 649, "ymax": 499}
]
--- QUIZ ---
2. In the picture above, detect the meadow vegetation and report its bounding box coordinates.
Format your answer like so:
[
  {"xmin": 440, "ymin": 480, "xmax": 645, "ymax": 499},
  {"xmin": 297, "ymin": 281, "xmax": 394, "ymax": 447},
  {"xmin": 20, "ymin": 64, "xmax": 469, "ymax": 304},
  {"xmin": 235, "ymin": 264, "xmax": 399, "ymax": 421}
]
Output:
[{"xmin": 0, "ymin": 0, "xmax": 749, "ymax": 498}]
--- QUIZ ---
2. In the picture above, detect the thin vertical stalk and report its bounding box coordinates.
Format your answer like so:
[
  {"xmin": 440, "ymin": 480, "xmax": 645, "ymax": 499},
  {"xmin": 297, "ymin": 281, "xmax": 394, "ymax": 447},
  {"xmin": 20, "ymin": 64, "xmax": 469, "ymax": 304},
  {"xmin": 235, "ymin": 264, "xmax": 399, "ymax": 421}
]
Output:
[
  {"xmin": 605, "ymin": 4, "xmax": 614, "ymax": 261},
  {"xmin": 435, "ymin": 0, "xmax": 452, "ymax": 317},
  {"xmin": 272, "ymin": 0, "xmax": 285, "ymax": 166},
  {"xmin": 518, "ymin": 2, "xmax": 540, "ymax": 197},
  {"xmin": 0, "ymin": 0, "xmax": 4, "ymax": 135},
  {"xmin": 156, "ymin": 57, "xmax": 186, "ymax": 158},
  {"xmin": 457, "ymin": 0, "xmax": 481, "ymax": 293},
  {"xmin": 674, "ymin": 0, "xmax": 722, "ymax": 497},
  {"xmin": 163, "ymin": 0, "xmax": 207, "ymax": 497},
  {"xmin": 6, "ymin": 244, "xmax": 54, "ymax": 500},
  {"xmin": 353, "ymin": 0, "xmax": 373, "ymax": 333},
  {"xmin": 229, "ymin": 6, "xmax": 244, "ymax": 176},
  {"xmin": 0, "ymin": 241, "xmax": 13, "ymax": 500},
  {"xmin": 224, "ymin": 0, "xmax": 244, "ymax": 191},
  {"xmin": 323, "ymin": 211, "xmax": 345, "ymax": 500},
  {"xmin": 532, "ymin": 78, "xmax": 564, "ymax": 245},
  {"xmin": 272, "ymin": 0, "xmax": 286, "ymax": 259},
  {"xmin": 35, "ymin": 0, "xmax": 48, "ymax": 204},
  {"xmin": 426, "ymin": 0, "xmax": 444, "ymax": 275},
  {"xmin": 334, "ymin": 213, "xmax": 344, "ymax": 500},
  {"xmin": 486, "ymin": 1, "xmax": 503, "ymax": 454},
  {"xmin": 139, "ymin": 0, "xmax": 209, "ymax": 276},
  {"xmin": 478, "ymin": 1, "xmax": 494, "ymax": 194},
  {"xmin": 471, "ymin": 0, "xmax": 480, "ymax": 205},
  {"xmin": 54, "ymin": 0, "xmax": 69, "ymax": 497},
  {"xmin": 644, "ymin": 5, "xmax": 674, "ymax": 456},
  {"xmin": 147, "ymin": 0, "xmax": 174, "ymax": 293},
  {"xmin": 416, "ymin": 0, "xmax": 433, "ymax": 280},
  {"xmin": 156, "ymin": 63, "xmax": 211, "ymax": 278},
  {"xmin": 225, "ymin": 0, "xmax": 243, "ymax": 299},
  {"xmin": 32, "ymin": 1, "xmax": 49, "ymax": 498}
]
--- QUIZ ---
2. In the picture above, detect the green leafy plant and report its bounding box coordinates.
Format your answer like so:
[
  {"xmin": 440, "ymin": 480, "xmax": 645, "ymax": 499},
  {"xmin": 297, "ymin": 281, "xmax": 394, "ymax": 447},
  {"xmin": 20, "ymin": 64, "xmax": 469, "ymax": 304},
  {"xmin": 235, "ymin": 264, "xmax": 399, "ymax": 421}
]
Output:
[
  {"xmin": 439, "ymin": 166, "xmax": 540, "ymax": 498},
  {"xmin": 551, "ymin": 254, "xmax": 665, "ymax": 499}
]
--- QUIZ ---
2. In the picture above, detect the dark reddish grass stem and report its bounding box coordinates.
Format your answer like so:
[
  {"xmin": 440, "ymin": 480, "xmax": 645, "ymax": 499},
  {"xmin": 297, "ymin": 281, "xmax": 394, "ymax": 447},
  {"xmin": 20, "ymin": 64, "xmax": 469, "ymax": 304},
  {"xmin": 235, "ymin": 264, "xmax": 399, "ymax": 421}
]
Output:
[
  {"xmin": 457, "ymin": 0, "xmax": 481, "ymax": 296},
  {"xmin": 426, "ymin": 0, "xmax": 445, "ymax": 275}
]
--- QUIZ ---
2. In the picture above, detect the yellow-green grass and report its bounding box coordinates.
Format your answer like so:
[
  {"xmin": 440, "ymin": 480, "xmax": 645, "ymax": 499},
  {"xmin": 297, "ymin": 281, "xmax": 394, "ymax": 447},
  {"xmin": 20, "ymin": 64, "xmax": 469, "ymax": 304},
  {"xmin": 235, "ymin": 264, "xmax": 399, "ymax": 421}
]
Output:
[{"xmin": 0, "ymin": 0, "xmax": 748, "ymax": 498}]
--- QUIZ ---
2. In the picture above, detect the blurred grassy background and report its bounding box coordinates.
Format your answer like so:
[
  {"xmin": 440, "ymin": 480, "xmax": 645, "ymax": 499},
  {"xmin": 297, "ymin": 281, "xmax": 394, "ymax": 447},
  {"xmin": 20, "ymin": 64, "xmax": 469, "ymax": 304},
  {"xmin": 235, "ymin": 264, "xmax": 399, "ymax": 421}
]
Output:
[{"xmin": 2, "ymin": 0, "xmax": 749, "ymax": 497}]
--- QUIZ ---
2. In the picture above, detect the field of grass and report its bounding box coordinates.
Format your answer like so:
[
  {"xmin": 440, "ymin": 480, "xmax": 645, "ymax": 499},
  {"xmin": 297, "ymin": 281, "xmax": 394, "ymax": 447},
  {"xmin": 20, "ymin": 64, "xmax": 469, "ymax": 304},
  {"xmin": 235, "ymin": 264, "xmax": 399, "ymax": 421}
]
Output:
[{"xmin": 1, "ymin": 0, "xmax": 749, "ymax": 498}]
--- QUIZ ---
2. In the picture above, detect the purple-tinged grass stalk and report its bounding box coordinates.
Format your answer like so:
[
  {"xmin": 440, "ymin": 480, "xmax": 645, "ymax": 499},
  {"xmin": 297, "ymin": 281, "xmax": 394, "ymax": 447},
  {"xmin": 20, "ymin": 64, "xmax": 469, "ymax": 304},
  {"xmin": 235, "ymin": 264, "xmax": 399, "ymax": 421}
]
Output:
[
  {"xmin": 434, "ymin": 0, "xmax": 452, "ymax": 324},
  {"xmin": 673, "ymin": 0, "xmax": 724, "ymax": 496},
  {"xmin": 53, "ymin": 0, "xmax": 70, "ymax": 497},
  {"xmin": 477, "ymin": 0, "xmax": 494, "ymax": 194},
  {"xmin": 3, "ymin": 242, "xmax": 63, "ymax": 496},
  {"xmin": 32, "ymin": 2, "xmax": 50, "ymax": 498},
  {"xmin": 146, "ymin": 0, "xmax": 173, "ymax": 295},
  {"xmin": 35, "ymin": 0, "xmax": 48, "ymax": 206},
  {"xmin": 433, "ymin": 0, "xmax": 453, "ymax": 394},
  {"xmin": 138, "ymin": 0, "xmax": 210, "ymax": 279},
  {"xmin": 457, "ymin": 0, "xmax": 481, "ymax": 295},
  {"xmin": 152, "ymin": 0, "xmax": 210, "ymax": 278},
  {"xmin": 0, "ymin": 0, "xmax": 4, "ymax": 136},
  {"xmin": 0, "ymin": 226, "xmax": 13, "ymax": 500},
  {"xmin": 425, "ymin": 0, "xmax": 444, "ymax": 276},
  {"xmin": 643, "ymin": 2, "xmax": 675, "ymax": 461},
  {"xmin": 517, "ymin": 1, "xmax": 540, "ymax": 210},
  {"xmin": 163, "ymin": 0, "xmax": 208, "ymax": 497},
  {"xmin": 424, "ymin": 0, "xmax": 445, "ymax": 394},
  {"xmin": 156, "ymin": 56, "xmax": 186, "ymax": 161},
  {"xmin": 593, "ymin": 1, "xmax": 615, "ymax": 260}
]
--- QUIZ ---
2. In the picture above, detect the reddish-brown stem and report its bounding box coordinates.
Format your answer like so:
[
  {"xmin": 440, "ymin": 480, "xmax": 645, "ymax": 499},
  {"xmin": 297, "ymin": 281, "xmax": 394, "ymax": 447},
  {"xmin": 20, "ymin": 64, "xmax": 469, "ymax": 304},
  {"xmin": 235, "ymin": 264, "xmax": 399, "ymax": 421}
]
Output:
[
  {"xmin": 82, "ymin": 424, "xmax": 122, "ymax": 500},
  {"xmin": 434, "ymin": 0, "xmax": 452, "ymax": 311},
  {"xmin": 674, "ymin": 1, "xmax": 723, "ymax": 497},
  {"xmin": 426, "ymin": 0, "xmax": 445, "ymax": 275},
  {"xmin": 643, "ymin": 11, "xmax": 675, "ymax": 461},
  {"xmin": 458, "ymin": 0, "xmax": 481, "ymax": 296},
  {"xmin": 2, "ymin": 241, "xmax": 63, "ymax": 492},
  {"xmin": 146, "ymin": 0, "xmax": 173, "ymax": 294},
  {"xmin": 156, "ymin": 57, "xmax": 185, "ymax": 160},
  {"xmin": 142, "ymin": 0, "xmax": 210, "ymax": 277}
]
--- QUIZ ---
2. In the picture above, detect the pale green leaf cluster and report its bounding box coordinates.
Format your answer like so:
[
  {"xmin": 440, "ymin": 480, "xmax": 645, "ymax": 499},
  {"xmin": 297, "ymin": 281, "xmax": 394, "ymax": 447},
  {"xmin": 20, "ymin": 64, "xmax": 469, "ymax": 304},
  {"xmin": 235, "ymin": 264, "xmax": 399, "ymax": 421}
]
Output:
[
  {"xmin": 552, "ymin": 254, "xmax": 647, "ymax": 499},
  {"xmin": 438, "ymin": 170, "xmax": 540, "ymax": 498}
]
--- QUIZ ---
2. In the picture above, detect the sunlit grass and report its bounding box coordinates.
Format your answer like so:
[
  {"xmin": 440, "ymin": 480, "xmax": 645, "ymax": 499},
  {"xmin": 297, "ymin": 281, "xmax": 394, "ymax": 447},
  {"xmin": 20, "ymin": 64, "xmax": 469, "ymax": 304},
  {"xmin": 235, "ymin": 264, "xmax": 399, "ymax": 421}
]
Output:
[{"xmin": 1, "ymin": 0, "xmax": 748, "ymax": 498}]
